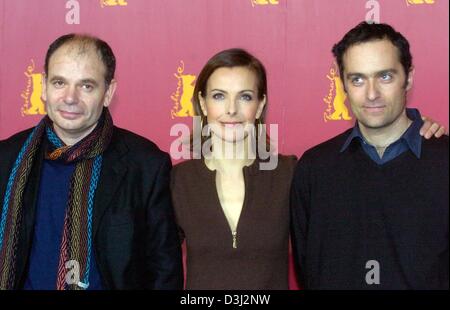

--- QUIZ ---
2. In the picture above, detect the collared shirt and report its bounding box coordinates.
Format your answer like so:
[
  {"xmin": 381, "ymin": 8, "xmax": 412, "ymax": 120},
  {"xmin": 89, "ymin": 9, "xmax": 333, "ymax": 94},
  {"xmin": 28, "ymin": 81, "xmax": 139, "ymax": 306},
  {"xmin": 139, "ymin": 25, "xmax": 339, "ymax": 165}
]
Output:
[{"xmin": 340, "ymin": 108, "xmax": 423, "ymax": 165}]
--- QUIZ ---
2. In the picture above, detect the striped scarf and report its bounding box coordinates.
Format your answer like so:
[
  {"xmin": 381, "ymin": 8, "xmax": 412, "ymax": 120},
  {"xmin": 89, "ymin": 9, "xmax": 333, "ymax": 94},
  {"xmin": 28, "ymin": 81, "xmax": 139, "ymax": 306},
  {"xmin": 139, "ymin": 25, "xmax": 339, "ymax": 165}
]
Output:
[{"xmin": 0, "ymin": 108, "xmax": 113, "ymax": 290}]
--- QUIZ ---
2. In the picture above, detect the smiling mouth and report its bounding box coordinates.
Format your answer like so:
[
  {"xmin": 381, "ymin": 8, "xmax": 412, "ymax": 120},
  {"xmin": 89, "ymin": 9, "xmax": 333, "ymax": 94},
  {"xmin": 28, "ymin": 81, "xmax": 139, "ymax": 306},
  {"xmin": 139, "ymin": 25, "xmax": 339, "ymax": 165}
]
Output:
[
  {"xmin": 221, "ymin": 122, "xmax": 243, "ymax": 128},
  {"xmin": 59, "ymin": 110, "xmax": 82, "ymax": 120}
]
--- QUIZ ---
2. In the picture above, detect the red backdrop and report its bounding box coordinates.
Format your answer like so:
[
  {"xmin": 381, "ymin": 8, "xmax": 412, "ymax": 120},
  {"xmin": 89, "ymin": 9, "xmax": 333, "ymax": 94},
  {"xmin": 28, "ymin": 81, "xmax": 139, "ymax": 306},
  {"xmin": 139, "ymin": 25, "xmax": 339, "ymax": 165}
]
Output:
[{"xmin": 0, "ymin": 0, "xmax": 448, "ymax": 289}]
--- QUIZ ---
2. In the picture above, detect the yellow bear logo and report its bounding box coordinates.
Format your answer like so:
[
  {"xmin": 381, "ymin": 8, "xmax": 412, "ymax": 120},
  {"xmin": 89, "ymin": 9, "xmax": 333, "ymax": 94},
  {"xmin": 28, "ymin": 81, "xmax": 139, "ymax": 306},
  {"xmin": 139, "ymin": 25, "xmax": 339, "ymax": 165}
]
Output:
[
  {"xmin": 101, "ymin": 0, "xmax": 128, "ymax": 7},
  {"xmin": 323, "ymin": 65, "xmax": 352, "ymax": 122},
  {"xmin": 251, "ymin": 0, "xmax": 279, "ymax": 6},
  {"xmin": 326, "ymin": 76, "xmax": 351, "ymax": 121},
  {"xmin": 406, "ymin": 0, "xmax": 434, "ymax": 5},
  {"xmin": 21, "ymin": 60, "xmax": 46, "ymax": 116},
  {"xmin": 175, "ymin": 74, "xmax": 196, "ymax": 117},
  {"xmin": 171, "ymin": 61, "xmax": 197, "ymax": 118}
]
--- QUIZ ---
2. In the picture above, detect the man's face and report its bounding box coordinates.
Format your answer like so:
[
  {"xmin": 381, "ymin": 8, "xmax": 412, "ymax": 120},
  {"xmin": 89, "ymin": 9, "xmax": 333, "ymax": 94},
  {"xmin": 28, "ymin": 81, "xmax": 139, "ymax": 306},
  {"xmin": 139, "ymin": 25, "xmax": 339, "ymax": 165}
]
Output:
[
  {"xmin": 42, "ymin": 44, "xmax": 116, "ymax": 144},
  {"xmin": 342, "ymin": 39, "xmax": 413, "ymax": 132}
]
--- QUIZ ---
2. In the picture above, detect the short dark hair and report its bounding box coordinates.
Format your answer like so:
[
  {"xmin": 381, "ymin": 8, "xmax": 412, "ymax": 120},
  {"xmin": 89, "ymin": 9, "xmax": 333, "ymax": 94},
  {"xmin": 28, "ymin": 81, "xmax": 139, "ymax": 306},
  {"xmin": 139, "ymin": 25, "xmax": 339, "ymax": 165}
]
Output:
[
  {"xmin": 332, "ymin": 22, "xmax": 412, "ymax": 85},
  {"xmin": 44, "ymin": 34, "xmax": 116, "ymax": 85}
]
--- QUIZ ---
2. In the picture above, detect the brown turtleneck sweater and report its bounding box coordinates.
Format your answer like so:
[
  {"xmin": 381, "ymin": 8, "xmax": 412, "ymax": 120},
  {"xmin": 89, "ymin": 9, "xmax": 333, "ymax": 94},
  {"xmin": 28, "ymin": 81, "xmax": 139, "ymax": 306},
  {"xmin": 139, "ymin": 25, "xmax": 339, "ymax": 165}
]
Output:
[{"xmin": 170, "ymin": 155, "xmax": 296, "ymax": 290}]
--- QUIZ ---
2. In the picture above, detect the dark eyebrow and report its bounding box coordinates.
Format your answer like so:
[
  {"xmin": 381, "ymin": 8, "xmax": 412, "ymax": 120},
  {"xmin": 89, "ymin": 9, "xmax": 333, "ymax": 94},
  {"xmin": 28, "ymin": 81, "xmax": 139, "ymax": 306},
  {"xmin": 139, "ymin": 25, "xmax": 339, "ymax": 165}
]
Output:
[
  {"xmin": 48, "ymin": 76, "xmax": 100, "ymax": 87},
  {"xmin": 210, "ymin": 89, "xmax": 255, "ymax": 93},
  {"xmin": 376, "ymin": 69, "xmax": 398, "ymax": 76},
  {"xmin": 80, "ymin": 79, "xmax": 99, "ymax": 86},
  {"xmin": 210, "ymin": 89, "xmax": 227, "ymax": 93},
  {"xmin": 346, "ymin": 68, "xmax": 399, "ymax": 79},
  {"xmin": 346, "ymin": 72, "xmax": 365, "ymax": 79},
  {"xmin": 48, "ymin": 75, "xmax": 66, "ymax": 82}
]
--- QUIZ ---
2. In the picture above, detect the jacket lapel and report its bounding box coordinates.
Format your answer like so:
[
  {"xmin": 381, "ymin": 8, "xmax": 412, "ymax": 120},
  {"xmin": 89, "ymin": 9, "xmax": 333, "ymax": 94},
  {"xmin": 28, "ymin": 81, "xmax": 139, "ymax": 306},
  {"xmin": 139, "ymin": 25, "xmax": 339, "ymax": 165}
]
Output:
[{"xmin": 92, "ymin": 130, "xmax": 129, "ymax": 238}]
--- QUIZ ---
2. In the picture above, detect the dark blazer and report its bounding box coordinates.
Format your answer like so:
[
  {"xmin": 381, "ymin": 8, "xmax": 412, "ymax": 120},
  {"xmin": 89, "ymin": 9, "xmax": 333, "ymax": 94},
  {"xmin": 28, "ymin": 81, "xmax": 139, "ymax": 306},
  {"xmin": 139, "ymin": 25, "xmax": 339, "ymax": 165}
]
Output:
[{"xmin": 0, "ymin": 126, "xmax": 183, "ymax": 290}]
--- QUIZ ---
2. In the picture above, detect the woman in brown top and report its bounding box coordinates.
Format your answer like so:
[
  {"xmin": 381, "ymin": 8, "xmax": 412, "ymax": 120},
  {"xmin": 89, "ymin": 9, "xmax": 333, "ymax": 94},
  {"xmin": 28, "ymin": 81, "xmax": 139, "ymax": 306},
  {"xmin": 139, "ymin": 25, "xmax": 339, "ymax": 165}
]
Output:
[
  {"xmin": 170, "ymin": 48, "xmax": 445, "ymax": 290},
  {"xmin": 171, "ymin": 48, "xmax": 296, "ymax": 289}
]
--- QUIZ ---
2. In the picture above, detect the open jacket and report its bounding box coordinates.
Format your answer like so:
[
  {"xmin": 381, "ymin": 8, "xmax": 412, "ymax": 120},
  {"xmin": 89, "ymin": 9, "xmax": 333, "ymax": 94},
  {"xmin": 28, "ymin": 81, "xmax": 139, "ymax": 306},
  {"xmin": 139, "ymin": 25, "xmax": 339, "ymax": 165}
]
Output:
[{"xmin": 0, "ymin": 126, "xmax": 183, "ymax": 290}]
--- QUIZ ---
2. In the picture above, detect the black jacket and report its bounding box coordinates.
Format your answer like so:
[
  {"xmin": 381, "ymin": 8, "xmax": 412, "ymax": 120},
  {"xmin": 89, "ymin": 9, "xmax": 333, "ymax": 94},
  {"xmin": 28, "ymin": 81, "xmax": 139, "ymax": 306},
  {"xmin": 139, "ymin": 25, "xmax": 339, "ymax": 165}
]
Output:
[{"xmin": 0, "ymin": 126, "xmax": 183, "ymax": 290}]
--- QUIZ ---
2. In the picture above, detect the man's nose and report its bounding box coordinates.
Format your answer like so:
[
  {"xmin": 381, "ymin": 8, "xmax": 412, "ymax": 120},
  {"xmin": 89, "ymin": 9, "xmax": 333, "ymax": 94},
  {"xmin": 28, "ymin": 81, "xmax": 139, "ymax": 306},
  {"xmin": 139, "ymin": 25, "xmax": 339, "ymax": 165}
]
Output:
[
  {"xmin": 63, "ymin": 85, "xmax": 78, "ymax": 105},
  {"xmin": 367, "ymin": 79, "xmax": 380, "ymax": 101}
]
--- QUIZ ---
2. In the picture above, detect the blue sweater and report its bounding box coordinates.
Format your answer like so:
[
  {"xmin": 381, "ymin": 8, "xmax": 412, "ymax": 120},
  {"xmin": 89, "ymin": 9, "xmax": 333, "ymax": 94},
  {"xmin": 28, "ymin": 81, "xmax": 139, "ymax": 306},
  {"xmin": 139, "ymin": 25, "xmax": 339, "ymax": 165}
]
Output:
[{"xmin": 24, "ymin": 160, "xmax": 103, "ymax": 290}]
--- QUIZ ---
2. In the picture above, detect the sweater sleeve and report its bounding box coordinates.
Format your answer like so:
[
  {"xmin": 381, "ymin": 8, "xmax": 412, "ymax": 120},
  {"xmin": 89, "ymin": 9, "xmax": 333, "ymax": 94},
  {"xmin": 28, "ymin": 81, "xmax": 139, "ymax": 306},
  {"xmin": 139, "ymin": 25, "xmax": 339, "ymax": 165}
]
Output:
[{"xmin": 290, "ymin": 153, "xmax": 312, "ymax": 288}]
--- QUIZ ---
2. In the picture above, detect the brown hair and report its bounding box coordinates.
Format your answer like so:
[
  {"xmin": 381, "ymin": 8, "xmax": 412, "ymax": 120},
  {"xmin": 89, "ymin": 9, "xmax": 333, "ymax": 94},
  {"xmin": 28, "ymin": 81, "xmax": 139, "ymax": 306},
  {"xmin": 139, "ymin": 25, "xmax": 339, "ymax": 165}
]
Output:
[{"xmin": 192, "ymin": 48, "xmax": 270, "ymax": 153}]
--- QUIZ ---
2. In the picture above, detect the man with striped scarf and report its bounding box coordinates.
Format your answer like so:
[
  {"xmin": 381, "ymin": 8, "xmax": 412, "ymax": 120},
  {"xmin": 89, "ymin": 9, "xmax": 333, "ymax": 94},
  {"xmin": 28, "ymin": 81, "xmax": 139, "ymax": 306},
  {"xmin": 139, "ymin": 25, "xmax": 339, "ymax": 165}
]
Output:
[{"xmin": 0, "ymin": 34, "xmax": 183, "ymax": 290}]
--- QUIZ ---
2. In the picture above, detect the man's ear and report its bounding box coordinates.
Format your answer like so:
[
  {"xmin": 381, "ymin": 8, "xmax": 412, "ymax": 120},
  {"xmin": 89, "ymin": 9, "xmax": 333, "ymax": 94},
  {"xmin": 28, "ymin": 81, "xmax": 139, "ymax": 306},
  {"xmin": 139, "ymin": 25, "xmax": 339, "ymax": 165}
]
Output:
[
  {"xmin": 103, "ymin": 79, "xmax": 117, "ymax": 107},
  {"xmin": 405, "ymin": 66, "xmax": 415, "ymax": 91},
  {"xmin": 41, "ymin": 74, "xmax": 47, "ymax": 102}
]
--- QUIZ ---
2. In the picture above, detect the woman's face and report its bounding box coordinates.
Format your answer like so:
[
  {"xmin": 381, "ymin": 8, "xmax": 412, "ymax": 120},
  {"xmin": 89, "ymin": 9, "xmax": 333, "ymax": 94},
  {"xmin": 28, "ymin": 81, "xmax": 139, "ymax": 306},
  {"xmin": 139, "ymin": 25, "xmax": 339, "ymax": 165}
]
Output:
[{"xmin": 199, "ymin": 66, "xmax": 266, "ymax": 143}]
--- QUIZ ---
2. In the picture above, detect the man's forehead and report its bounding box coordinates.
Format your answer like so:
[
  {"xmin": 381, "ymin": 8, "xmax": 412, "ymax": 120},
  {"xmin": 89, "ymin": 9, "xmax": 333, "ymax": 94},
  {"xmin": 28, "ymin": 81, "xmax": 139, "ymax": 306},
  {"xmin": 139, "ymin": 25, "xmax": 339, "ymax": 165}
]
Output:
[
  {"xmin": 48, "ymin": 43, "xmax": 106, "ymax": 74},
  {"xmin": 50, "ymin": 43, "xmax": 102, "ymax": 64},
  {"xmin": 343, "ymin": 40, "xmax": 402, "ymax": 72}
]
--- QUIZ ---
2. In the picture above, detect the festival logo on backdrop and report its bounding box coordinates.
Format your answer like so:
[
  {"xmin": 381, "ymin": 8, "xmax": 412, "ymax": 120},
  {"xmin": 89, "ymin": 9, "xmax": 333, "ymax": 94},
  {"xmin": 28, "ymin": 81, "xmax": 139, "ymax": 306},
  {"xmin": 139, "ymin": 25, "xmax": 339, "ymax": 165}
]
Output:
[
  {"xmin": 251, "ymin": 0, "xmax": 279, "ymax": 6},
  {"xmin": 406, "ymin": 0, "xmax": 434, "ymax": 5},
  {"xmin": 100, "ymin": 0, "xmax": 128, "ymax": 8},
  {"xmin": 323, "ymin": 63, "xmax": 351, "ymax": 122},
  {"xmin": 21, "ymin": 59, "xmax": 46, "ymax": 116},
  {"xmin": 171, "ymin": 61, "xmax": 197, "ymax": 119}
]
